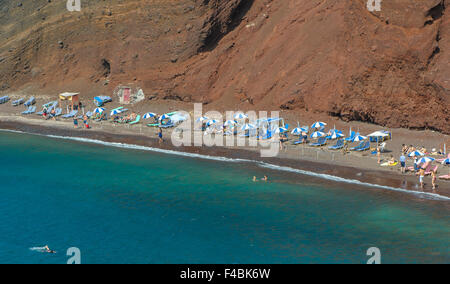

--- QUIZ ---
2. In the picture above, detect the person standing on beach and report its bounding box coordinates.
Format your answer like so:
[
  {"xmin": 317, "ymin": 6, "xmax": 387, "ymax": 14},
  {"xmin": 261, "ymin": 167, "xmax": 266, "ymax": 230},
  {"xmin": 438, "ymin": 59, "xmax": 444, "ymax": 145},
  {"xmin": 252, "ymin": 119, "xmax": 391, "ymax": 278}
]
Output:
[
  {"xmin": 419, "ymin": 168, "xmax": 425, "ymax": 190},
  {"xmin": 400, "ymin": 153, "xmax": 406, "ymax": 174},
  {"xmin": 377, "ymin": 146, "xmax": 381, "ymax": 164},
  {"xmin": 431, "ymin": 169, "xmax": 437, "ymax": 191},
  {"xmin": 73, "ymin": 116, "xmax": 78, "ymax": 129},
  {"xmin": 83, "ymin": 115, "xmax": 90, "ymax": 129},
  {"xmin": 158, "ymin": 128, "xmax": 163, "ymax": 145}
]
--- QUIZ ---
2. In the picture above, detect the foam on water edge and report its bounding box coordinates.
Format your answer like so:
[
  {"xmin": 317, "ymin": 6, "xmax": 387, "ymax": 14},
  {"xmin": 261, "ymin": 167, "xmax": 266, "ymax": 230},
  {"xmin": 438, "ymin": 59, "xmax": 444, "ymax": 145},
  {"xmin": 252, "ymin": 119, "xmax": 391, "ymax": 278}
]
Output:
[{"xmin": 2, "ymin": 129, "xmax": 449, "ymax": 201}]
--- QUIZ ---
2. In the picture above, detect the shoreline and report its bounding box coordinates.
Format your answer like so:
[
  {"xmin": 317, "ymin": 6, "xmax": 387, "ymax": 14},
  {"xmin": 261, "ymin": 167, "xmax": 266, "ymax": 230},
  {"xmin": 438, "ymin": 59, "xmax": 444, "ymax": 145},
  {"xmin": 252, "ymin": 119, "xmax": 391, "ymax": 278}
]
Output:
[{"xmin": 1, "ymin": 117, "xmax": 449, "ymax": 201}]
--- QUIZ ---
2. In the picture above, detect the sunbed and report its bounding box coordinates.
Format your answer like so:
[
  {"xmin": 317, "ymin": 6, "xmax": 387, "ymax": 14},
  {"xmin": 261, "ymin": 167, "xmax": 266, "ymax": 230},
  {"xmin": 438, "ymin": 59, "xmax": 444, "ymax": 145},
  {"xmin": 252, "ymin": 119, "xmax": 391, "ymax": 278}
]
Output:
[
  {"xmin": 345, "ymin": 131, "xmax": 356, "ymax": 142},
  {"xmin": 62, "ymin": 110, "xmax": 78, "ymax": 118},
  {"xmin": 356, "ymin": 141, "xmax": 370, "ymax": 151},
  {"xmin": 22, "ymin": 106, "xmax": 36, "ymax": 115},
  {"xmin": 309, "ymin": 137, "xmax": 327, "ymax": 147},
  {"xmin": 24, "ymin": 97, "xmax": 35, "ymax": 107},
  {"xmin": 439, "ymin": 175, "xmax": 450, "ymax": 180},
  {"xmin": 0, "ymin": 96, "xmax": 9, "ymax": 104},
  {"xmin": 350, "ymin": 141, "xmax": 365, "ymax": 151},
  {"xmin": 129, "ymin": 115, "xmax": 141, "ymax": 125},
  {"xmin": 12, "ymin": 98, "xmax": 24, "ymax": 106},
  {"xmin": 94, "ymin": 96, "xmax": 112, "ymax": 107},
  {"xmin": 54, "ymin": 108, "xmax": 62, "ymax": 117},
  {"xmin": 329, "ymin": 139, "xmax": 344, "ymax": 150},
  {"xmin": 292, "ymin": 137, "xmax": 307, "ymax": 145}
]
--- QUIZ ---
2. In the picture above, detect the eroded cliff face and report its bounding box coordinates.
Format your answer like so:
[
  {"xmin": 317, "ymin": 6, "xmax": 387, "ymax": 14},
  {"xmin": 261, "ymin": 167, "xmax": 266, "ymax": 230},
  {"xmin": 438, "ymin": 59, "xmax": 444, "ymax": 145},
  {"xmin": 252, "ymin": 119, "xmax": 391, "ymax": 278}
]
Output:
[{"xmin": 0, "ymin": 0, "xmax": 448, "ymax": 133}]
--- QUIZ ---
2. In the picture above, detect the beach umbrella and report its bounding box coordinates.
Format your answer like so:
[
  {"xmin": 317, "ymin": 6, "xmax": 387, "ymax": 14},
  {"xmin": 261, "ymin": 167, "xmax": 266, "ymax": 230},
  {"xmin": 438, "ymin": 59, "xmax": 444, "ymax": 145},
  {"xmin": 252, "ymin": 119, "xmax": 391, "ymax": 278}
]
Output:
[
  {"xmin": 241, "ymin": 123, "xmax": 256, "ymax": 131},
  {"xmin": 408, "ymin": 151, "xmax": 425, "ymax": 157},
  {"xmin": 206, "ymin": 119, "xmax": 219, "ymax": 127},
  {"xmin": 310, "ymin": 131, "xmax": 325, "ymax": 139},
  {"xmin": 311, "ymin": 121, "xmax": 327, "ymax": 129},
  {"xmin": 442, "ymin": 158, "xmax": 450, "ymax": 165},
  {"xmin": 143, "ymin": 112, "xmax": 156, "ymax": 119},
  {"xmin": 330, "ymin": 132, "xmax": 345, "ymax": 139},
  {"xmin": 159, "ymin": 114, "xmax": 170, "ymax": 121},
  {"xmin": 275, "ymin": 127, "xmax": 287, "ymax": 134},
  {"xmin": 110, "ymin": 109, "xmax": 123, "ymax": 116},
  {"xmin": 291, "ymin": 127, "xmax": 303, "ymax": 136},
  {"xmin": 417, "ymin": 157, "xmax": 435, "ymax": 164},
  {"xmin": 196, "ymin": 116, "xmax": 209, "ymax": 123},
  {"xmin": 234, "ymin": 113, "xmax": 248, "ymax": 120},
  {"xmin": 352, "ymin": 135, "xmax": 367, "ymax": 142},
  {"xmin": 224, "ymin": 120, "xmax": 236, "ymax": 127},
  {"xmin": 94, "ymin": 107, "xmax": 104, "ymax": 114}
]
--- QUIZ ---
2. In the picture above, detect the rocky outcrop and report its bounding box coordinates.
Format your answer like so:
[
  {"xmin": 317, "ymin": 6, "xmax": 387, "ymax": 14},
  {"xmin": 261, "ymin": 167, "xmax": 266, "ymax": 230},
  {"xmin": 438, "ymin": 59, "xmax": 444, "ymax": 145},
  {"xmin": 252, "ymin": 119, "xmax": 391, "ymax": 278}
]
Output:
[{"xmin": 0, "ymin": 0, "xmax": 448, "ymax": 133}]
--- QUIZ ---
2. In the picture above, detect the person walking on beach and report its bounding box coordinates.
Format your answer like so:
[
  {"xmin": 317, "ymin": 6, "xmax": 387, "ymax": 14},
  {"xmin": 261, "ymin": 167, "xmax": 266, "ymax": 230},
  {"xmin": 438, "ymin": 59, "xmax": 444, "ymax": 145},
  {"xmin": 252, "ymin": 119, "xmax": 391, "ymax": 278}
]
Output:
[
  {"xmin": 73, "ymin": 116, "xmax": 78, "ymax": 129},
  {"xmin": 158, "ymin": 128, "xmax": 163, "ymax": 145},
  {"xmin": 83, "ymin": 115, "xmax": 90, "ymax": 129},
  {"xmin": 50, "ymin": 108, "xmax": 56, "ymax": 121},
  {"xmin": 400, "ymin": 153, "xmax": 406, "ymax": 174},
  {"xmin": 431, "ymin": 169, "xmax": 437, "ymax": 191}
]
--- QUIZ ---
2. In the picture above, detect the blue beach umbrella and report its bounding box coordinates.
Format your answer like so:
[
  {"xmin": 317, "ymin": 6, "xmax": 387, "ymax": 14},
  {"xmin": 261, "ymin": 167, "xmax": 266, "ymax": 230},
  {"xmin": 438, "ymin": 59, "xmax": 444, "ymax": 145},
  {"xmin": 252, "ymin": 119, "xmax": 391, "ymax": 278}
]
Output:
[
  {"xmin": 311, "ymin": 121, "xmax": 327, "ymax": 129},
  {"xmin": 417, "ymin": 157, "xmax": 435, "ymax": 164},
  {"xmin": 241, "ymin": 123, "xmax": 256, "ymax": 131},
  {"xmin": 330, "ymin": 132, "xmax": 345, "ymax": 140},
  {"xmin": 234, "ymin": 113, "xmax": 248, "ymax": 120},
  {"xmin": 206, "ymin": 119, "xmax": 219, "ymax": 127},
  {"xmin": 352, "ymin": 135, "xmax": 367, "ymax": 142},
  {"xmin": 94, "ymin": 107, "xmax": 104, "ymax": 114},
  {"xmin": 291, "ymin": 127, "xmax": 303, "ymax": 136},
  {"xmin": 159, "ymin": 114, "xmax": 170, "ymax": 121},
  {"xmin": 110, "ymin": 109, "xmax": 123, "ymax": 116},
  {"xmin": 224, "ymin": 120, "xmax": 236, "ymax": 127},
  {"xmin": 275, "ymin": 127, "xmax": 287, "ymax": 134},
  {"xmin": 442, "ymin": 158, "xmax": 450, "ymax": 165},
  {"xmin": 196, "ymin": 116, "xmax": 209, "ymax": 123},
  {"xmin": 408, "ymin": 151, "xmax": 425, "ymax": 157},
  {"xmin": 143, "ymin": 112, "xmax": 156, "ymax": 119},
  {"xmin": 310, "ymin": 131, "xmax": 325, "ymax": 139}
]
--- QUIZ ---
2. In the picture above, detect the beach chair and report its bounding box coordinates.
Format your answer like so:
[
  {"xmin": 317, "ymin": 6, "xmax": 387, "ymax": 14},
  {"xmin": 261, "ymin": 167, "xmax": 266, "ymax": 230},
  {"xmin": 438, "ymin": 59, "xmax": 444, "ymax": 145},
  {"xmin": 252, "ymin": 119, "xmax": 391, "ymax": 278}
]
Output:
[
  {"xmin": 309, "ymin": 137, "xmax": 327, "ymax": 147},
  {"xmin": 12, "ymin": 98, "xmax": 24, "ymax": 106},
  {"xmin": 350, "ymin": 141, "xmax": 364, "ymax": 151},
  {"xmin": 439, "ymin": 175, "xmax": 450, "ymax": 180},
  {"xmin": 356, "ymin": 141, "xmax": 370, "ymax": 151},
  {"xmin": 292, "ymin": 136, "xmax": 307, "ymax": 145},
  {"xmin": 22, "ymin": 106, "xmax": 36, "ymax": 115},
  {"xmin": 0, "ymin": 96, "xmax": 9, "ymax": 104},
  {"xmin": 54, "ymin": 108, "xmax": 62, "ymax": 117},
  {"xmin": 24, "ymin": 96, "xmax": 35, "ymax": 107},
  {"xmin": 94, "ymin": 96, "xmax": 112, "ymax": 107},
  {"xmin": 329, "ymin": 139, "xmax": 344, "ymax": 150},
  {"xmin": 128, "ymin": 115, "xmax": 141, "ymax": 125},
  {"xmin": 62, "ymin": 110, "xmax": 78, "ymax": 118}
]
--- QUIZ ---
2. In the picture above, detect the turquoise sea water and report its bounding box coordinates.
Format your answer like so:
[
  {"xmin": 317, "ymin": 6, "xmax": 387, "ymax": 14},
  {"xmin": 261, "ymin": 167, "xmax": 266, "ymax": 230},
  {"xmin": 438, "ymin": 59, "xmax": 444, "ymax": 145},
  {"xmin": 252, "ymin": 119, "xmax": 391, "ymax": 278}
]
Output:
[{"xmin": 0, "ymin": 130, "xmax": 449, "ymax": 264}]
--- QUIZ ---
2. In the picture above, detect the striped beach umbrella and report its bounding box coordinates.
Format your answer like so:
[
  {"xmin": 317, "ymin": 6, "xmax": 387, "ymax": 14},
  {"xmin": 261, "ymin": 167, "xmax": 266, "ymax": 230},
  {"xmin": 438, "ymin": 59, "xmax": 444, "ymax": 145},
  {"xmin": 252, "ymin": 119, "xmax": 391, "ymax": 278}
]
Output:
[
  {"xmin": 159, "ymin": 114, "xmax": 170, "ymax": 121},
  {"xmin": 110, "ymin": 109, "xmax": 123, "ymax": 116},
  {"xmin": 241, "ymin": 123, "xmax": 256, "ymax": 131},
  {"xmin": 442, "ymin": 158, "xmax": 450, "ymax": 165},
  {"xmin": 408, "ymin": 151, "xmax": 425, "ymax": 157},
  {"xmin": 310, "ymin": 131, "xmax": 326, "ymax": 139},
  {"xmin": 330, "ymin": 132, "xmax": 345, "ymax": 140},
  {"xmin": 206, "ymin": 119, "xmax": 219, "ymax": 127},
  {"xmin": 275, "ymin": 127, "xmax": 288, "ymax": 134},
  {"xmin": 234, "ymin": 113, "xmax": 248, "ymax": 120},
  {"xmin": 224, "ymin": 120, "xmax": 236, "ymax": 127},
  {"xmin": 143, "ymin": 112, "xmax": 156, "ymax": 119},
  {"xmin": 311, "ymin": 121, "xmax": 327, "ymax": 129},
  {"xmin": 417, "ymin": 157, "xmax": 435, "ymax": 164},
  {"xmin": 352, "ymin": 135, "xmax": 367, "ymax": 142},
  {"xmin": 196, "ymin": 116, "xmax": 209, "ymax": 123},
  {"xmin": 94, "ymin": 107, "xmax": 104, "ymax": 114},
  {"xmin": 291, "ymin": 127, "xmax": 303, "ymax": 136}
]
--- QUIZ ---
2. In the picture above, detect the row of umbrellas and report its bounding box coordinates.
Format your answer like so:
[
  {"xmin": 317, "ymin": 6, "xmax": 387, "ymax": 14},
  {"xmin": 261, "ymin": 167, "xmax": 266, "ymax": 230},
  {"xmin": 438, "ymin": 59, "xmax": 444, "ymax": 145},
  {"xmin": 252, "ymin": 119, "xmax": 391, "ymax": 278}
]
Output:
[{"xmin": 408, "ymin": 150, "xmax": 450, "ymax": 165}]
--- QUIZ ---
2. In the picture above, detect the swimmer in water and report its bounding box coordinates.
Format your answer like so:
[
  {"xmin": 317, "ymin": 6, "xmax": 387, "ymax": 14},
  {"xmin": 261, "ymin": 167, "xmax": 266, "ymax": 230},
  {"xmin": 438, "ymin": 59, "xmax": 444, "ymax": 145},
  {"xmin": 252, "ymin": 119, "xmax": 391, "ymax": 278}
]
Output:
[
  {"xmin": 44, "ymin": 245, "xmax": 55, "ymax": 253},
  {"xmin": 253, "ymin": 176, "xmax": 257, "ymax": 182},
  {"xmin": 262, "ymin": 175, "xmax": 268, "ymax": 182}
]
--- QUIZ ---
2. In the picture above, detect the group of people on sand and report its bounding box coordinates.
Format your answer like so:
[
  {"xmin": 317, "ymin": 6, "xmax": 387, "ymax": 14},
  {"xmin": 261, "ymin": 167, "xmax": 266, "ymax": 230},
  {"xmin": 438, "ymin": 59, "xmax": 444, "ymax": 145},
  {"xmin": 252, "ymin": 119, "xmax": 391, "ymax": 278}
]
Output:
[
  {"xmin": 73, "ymin": 115, "xmax": 90, "ymax": 129},
  {"xmin": 41, "ymin": 107, "xmax": 57, "ymax": 121},
  {"xmin": 113, "ymin": 112, "xmax": 137, "ymax": 124}
]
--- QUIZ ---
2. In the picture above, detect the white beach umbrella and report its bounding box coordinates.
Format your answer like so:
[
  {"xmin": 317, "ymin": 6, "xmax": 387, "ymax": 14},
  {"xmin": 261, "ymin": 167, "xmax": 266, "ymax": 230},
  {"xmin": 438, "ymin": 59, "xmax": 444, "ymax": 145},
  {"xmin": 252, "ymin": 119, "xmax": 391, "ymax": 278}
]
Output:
[
  {"xmin": 310, "ymin": 131, "xmax": 326, "ymax": 139},
  {"xmin": 196, "ymin": 116, "xmax": 209, "ymax": 123},
  {"xmin": 224, "ymin": 120, "xmax": 236, "ymax": 127},
  {"xmin": 206, "ymin": 119, "xmax": 219, "ymax": 127},
  {"xmin": 417, "ymin": 157, "xmax": 435, "ymax": 164},
  {"xmin": 94, "ymin": 107, "xmax": 104, "ymax": 114},
  {"xmin": 241, "ymin": 123, "xmax": 256, "ymax": 131},
  {"xmin": 159, "ymin": 114, "xmax": 171, "ymax": 121},
  {"xmin": 352, "ymin": 135, "xmax": 367, "ymax": 142},
  {"xmin": 143, "ymin": 112, "xmax": 156, "ymax": 119},
  {"xmin": 311, "ymin": 121, "xmax": 327, "ymax": 129},
  {"xmin": 110, "ymin": 109, "xmax": 124, "ymax": 116},
  {"xmin": 408, "ymin": 151, "xmax": 425, "ymax": 157},
  {"xmin": 291, "ymin": 128, "xmax": 303, "ymax": 136},
  {"xmin": 330, "ymin": 132, "xmax": 345, "ymax": 140},
  {"xmin": 234, "ymin": 113, "xmax": 248, "ymax": 120}
]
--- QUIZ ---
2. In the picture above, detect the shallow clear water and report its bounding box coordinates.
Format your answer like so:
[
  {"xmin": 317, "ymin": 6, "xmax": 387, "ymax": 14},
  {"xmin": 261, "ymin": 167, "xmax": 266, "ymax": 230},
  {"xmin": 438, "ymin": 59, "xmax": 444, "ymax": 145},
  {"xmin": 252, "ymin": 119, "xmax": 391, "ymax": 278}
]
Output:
[{"xmin": 0, "ymin": 130, "xmax": 448, "ymax": 264}]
